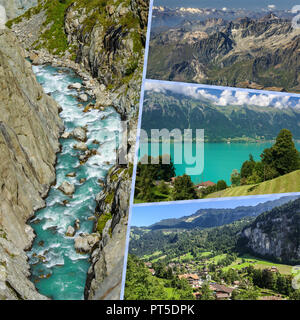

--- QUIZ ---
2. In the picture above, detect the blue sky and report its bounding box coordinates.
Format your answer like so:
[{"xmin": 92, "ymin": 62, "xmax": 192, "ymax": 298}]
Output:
[
  {"xmin": 154, "ymin": 0, "xmax": 296, "ymax": 11},
  {"xmin": 131, "ymin": 194, "xmax": 291, "ymax": 227}
]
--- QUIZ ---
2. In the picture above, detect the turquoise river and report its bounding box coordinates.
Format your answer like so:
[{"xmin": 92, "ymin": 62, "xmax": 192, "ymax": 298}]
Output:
[{"xmin": 28, "ymin": 65, "xmax": 121, "ymax": 300}]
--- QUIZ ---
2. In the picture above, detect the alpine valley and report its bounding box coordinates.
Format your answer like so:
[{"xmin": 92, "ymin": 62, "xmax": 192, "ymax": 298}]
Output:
[{"xmin": 126, "ymin": 196, "xmax": 300, "ymax": 300}]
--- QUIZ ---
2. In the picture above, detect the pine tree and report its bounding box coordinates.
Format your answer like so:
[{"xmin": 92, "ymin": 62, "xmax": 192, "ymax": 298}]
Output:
[
  {"xmin": 172, "ymin": 174, "xmax": 198, "ymax": 200},
  {"xmin": 261, "ymin": 129, "xmax": 300, "ymax": 176}
]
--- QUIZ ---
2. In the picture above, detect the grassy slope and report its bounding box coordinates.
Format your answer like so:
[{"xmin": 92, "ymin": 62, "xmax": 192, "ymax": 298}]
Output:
[
  {"xmin": 206, "ymin": 170, "xmax": 300, "ymax": 199},
  {"xmin": 222, "ymin": 254, "xmax": 293, "ymax": 275},
  {"xmin": 7, "ymin": 0, "xmax": 143, "ymax": 59}
]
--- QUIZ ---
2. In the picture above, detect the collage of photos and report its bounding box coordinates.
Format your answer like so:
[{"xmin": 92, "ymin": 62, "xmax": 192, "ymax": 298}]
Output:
[
  {"xmin": 123, "ymin": 0, "xmax": 300, "ymax": 301},
  {"xmin": 1, "ymin": 0, "xmax": 300, "ymax": 306}
]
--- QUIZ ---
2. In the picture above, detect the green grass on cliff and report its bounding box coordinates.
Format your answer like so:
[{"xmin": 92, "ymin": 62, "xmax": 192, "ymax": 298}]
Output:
[
  {"xmin": 37, "ymin": 0, "xmax": 75, "ymax": 55},
  {"xmin": 6, "ymin": 0, "xmax": 75, "ymax": 55},
  {"xmin": 205, "ymin": 170, "xmax": 300, "ymax": 198},
  {"xmin": 97, "ymin": 212, "xmax": 112, "ymax": 236},
  {"xmin": 7, "ymin": 0, "xmax": 144, "ymax": 66},
  {"xmin": 222, "ymin": 254, "xmax": 293, "ymax": 275}
]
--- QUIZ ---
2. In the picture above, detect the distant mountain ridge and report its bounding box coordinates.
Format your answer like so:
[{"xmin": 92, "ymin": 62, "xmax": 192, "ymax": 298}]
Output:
[
  {"xmin": 148, "ymin": 13, "xmax": 300, "ymax": 92},
  {"xmin": 147, "ymin": 196, "xmax": 299, "ymax": 230},
  {"xmin": 141, "ymin": 90, "xmax": 300, "ymax": 142},
  {"xmin": 151, "ymin": 7, "xmax": 293, "ymax": 32}
]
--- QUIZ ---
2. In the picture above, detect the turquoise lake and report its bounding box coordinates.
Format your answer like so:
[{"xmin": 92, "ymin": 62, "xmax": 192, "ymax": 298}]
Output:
[
  {"xmin": 28, "ymin": 65, "xmax": 121, "ymax": 300},
  {"xmin": 139, "ymin": 141, "xmax": 300, "ymax": 185}
]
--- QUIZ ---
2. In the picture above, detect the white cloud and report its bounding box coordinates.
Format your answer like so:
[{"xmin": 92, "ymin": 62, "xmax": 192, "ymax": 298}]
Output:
[
  {"xmin": 268, "ymin": 4, "xmax": 276, "ymax": 9},
  {"xmin": 145, "ymin": 81, "xmax": 298, "ymax": 110}
]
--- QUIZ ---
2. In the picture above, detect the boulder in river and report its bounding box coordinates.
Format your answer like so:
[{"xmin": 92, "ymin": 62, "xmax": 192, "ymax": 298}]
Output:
[
  {"xmin": 66, "ymin": 172, "xmax": 76, "ymax": 177},
  {"xmin": 62, "ymin": 199, "xmax": 70, "ymax": 206},
  {"xmin": 66, "ymin": 226, "xmax": 76, "ymax": 237},
  {"xmin": 78, "ymin": 93, "xmax": 88, "ymax": 102},
  {"xmin": 72, "ymin": 127, "xmax": 87, "ymax": 142},
  {"xmin": 58, "ymin": 181, "xmax": 75, "ymax": 196},
  {"xmin": 74, "ymin": 219, "xmax": 80, "ymax": 231},
  {"xmin": 61, "ymin": 132, "xmax": 71, "ymax": 139},
  {"xmin": 73, "ymin": 142, "xmax": 88, "ymax": 151},
  {"xmin": 74, "ymin": 233, "xmax": 99, "ymax": 254},
  {"xmin": 68, "ymin": 83, "xmax": 81, "ymax": 90}
]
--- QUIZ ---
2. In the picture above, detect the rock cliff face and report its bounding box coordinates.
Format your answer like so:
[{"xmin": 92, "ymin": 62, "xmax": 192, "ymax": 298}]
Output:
[
  {"xmin": 8, "ymin": 0, "xmax": 148, "ymax": 300},
  {"xmin": 0, "ymin": 0, "xmax": 37, "ymax": 19},
  {"xmin": 241, "ymin": 198, "xmax": 300, "ymax": 264},
  {"xmin": 0, "ymin": 29, "xmax": 63, "ymax": 299}
]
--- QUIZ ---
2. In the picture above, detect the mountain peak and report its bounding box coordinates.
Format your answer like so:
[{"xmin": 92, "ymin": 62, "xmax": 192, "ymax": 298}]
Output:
[{"xmin": 260, "ymin": 12, "xmax": 280, "ymax": 21}]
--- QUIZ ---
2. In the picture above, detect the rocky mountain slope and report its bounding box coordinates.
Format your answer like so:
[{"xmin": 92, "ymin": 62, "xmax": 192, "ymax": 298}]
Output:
[
  {"xmin": 241, "ymin": 198, "xmax": 300, "ymax": 264},
  {"xmin": 149, "ymin": 196, "xmax": 299, "ymax": 231},
  {"xmin": 147, "ymin": 13, "xmax": 300, "ymax": 93},
  {"xmin": 142, "ymin": 90, "xmax": 300, "ymax": 142},
  {"xmin": 7, "ymin": 0, "xmax": 148, "ymax": 300},
  {"xmin": 0, "ymin": 29, "xmax": 63, "ymax": 300},
  {"xmin": 0, "ymin": 0, "xmax": 37, "ymax": 19}
]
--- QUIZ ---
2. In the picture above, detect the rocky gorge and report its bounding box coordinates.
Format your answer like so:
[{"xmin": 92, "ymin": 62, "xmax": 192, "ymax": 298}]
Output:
[{"xmin": 1, "ymin": 0, "xmax": 149, "ymax": 300}]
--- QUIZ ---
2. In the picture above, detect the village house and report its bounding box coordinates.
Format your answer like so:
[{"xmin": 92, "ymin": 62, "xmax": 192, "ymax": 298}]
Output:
[
  {"xmin": 195, "ymin": 181, "xmax": 216, "ymax": 190},
  {"xmin": 209, "ymin": 283, "xmax": 234, "ymax": 300},
  {"xmin": 178, "ymin": 274, "xmax": 202, "ymax": 288},
  {"xmin": 145, "ymin": 262, "xmax": 152, "ymax": 268},
  {"xmin": 148, "ymin": 268, "xmax": 156, "ymax": 276},
  {"xmin": 269, "ymin": 266, "xmax": 279, "ymax": 273}
]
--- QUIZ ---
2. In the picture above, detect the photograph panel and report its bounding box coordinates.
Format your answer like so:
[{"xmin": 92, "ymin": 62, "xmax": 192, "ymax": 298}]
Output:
[
  {"xmin": 147, "ymin": 0, "xmax": 300, "ymax": 93},
  {"xmin": 124, "ymin": 194, "xmax": 300, "ymax": 300},
  {"xmin": 134, "ymin": 80, "xmax": 300, "ymax": 204},
  {"xmin": 0, "ymin": 0, "xmax": 150, "ymax": 300}
]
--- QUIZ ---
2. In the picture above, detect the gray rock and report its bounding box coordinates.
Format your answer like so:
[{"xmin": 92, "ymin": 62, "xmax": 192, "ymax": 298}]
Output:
[
  {"xmin": 73, "ymin": 142, "xmax": 88, "ymax": 151},
  {"xmin": 78, "ymin": 93, "xmax": 88, "ymax": 102},
  {"xmin": 74, "ymin": 219, "xmax": 80, "ymax": 231},
  {"xmin": 61, "ymin": 131, "xmax": 71, "ymax": 139},
  {"xmin": 74, "ymin": 233, "xmax": 99, "ymax": 253},
  {"xmin": 66, "ymin": 172, "xmax": 76, "ymax": 177},
  {"xmin": 68, "ymin": 82, "xmax": 81, "ymax": 90},
  {"xmin": 72, "ymin": 127, "xmax": 87, "ymax": 142},
  {"xmin": 0, "ymin": 29, "xmax": 61, "ymax": 300},
  {"xmin": 65, "ymin": 226, "xmax": 75, "ymax": 237},
  {"xmin": 58, "ymin": 181, "xmax": 75, "ymax": 196},
  {"xmin": 0, "ymin": 0, "xmax": 37, "ymax": 20}
]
